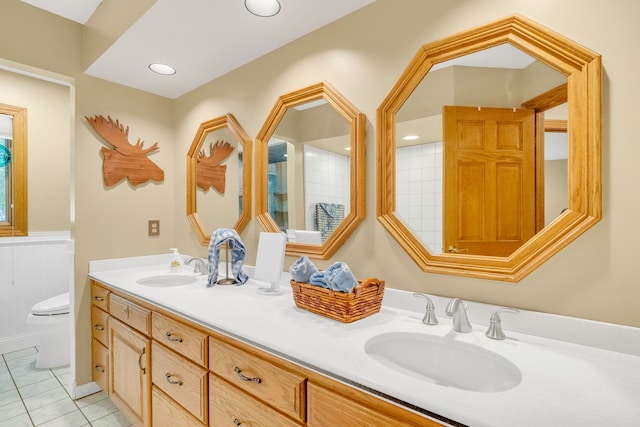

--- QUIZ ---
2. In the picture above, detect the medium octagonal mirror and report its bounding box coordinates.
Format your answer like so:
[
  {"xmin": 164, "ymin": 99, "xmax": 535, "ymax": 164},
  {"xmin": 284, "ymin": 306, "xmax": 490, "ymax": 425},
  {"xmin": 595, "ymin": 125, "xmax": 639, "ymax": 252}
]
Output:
[
  {"xmin": 256, "ymin": 82, "xmax": 366, "ymax": 259},
  {"xmin": 187, "ymin": 114, "xmax": 252, "ymax": 245},
  {"xmin": 377, "ymin": 15, "xmax": 601, "ymax": 281}
]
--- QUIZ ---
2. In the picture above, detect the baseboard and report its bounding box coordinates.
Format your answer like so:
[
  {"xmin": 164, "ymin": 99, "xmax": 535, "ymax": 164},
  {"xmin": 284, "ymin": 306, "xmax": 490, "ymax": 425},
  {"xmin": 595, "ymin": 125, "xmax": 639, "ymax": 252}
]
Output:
[
  {"xmin": 71, "ymin": 380, "xmax": 103, "ymax": 400},
  {"xmin": 0, "ymin": 332, "xmax": 38, "ymax": 354}
]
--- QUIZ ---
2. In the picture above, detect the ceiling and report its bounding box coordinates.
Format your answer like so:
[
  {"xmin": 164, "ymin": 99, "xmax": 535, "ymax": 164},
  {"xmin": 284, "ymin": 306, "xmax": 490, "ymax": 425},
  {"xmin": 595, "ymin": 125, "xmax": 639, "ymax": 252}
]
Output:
[{"xmin": 21, "ymin": 0, "xmax": 375, "ymax": 99}]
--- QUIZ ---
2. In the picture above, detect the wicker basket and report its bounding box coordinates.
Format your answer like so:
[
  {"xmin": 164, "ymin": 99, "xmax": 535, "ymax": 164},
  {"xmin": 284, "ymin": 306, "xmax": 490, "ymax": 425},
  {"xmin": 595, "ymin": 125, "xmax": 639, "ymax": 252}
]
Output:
[{"xmin": 290, "ymin": 277, "xmax": 385, "ymax": 323}]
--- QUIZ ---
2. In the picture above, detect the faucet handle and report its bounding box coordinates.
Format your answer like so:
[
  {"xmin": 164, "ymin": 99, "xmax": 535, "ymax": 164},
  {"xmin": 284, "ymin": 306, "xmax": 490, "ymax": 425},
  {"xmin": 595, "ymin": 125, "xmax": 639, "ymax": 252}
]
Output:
[
  {"xmin": 486, "ymin": 307, "xmax": 520, "ymax": 340},
  {"xmin": 412, "ymin": 293, "xmax": 438, "ymax": 325}
]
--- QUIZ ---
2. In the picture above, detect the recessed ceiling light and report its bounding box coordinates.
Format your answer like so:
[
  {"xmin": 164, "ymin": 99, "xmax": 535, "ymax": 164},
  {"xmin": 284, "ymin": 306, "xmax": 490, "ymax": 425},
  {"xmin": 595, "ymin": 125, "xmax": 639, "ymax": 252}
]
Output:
[
  {"xmin": 245, "ymin": 0, "xmax": 281, "ymax": 17},
  {"xmin": 402, "ymin": 135, "xmax": 420, "ymax": 141},
  {"xmin": 149, "ymin": 63, "xmax": 176, "ymax": 75}
]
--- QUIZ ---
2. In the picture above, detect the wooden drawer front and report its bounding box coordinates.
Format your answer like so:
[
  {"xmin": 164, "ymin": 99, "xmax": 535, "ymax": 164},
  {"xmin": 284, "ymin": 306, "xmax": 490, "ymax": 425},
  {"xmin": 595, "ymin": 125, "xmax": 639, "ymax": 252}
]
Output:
[
  {"xmin": 307, "ymin": 382, "xmax": 442, "ymax": 427},
  {"xmin": 91, "ymin": 339, "xmax": 108, "ymax": 394},
  {"xmin": 152, "ymin": 386, "xmax": 206, "ymax": 427},
  {"xmin": 109, "ymin": 293, "xmax": 151, "ymax": 335},
  {"xmin": 91, "ymin": 282, "xmax": 110, "ymax": 311},
  {"xmin": 152, "ymin": 341, "xmax": 208, "ymax": 423},
  {"xmin": 209, "ymin": 338, "xmax": 306, "ymax": 422},
  {"xmin": 152, "ymin": 312, "xmax": 207, "ymax": 367},
  {"xmin": 91, "ymin": 305, "xmax": 109, "ymax": 346},
  {"xmin": 209, "ymin": 373, "xmax": 301, "ymax": 427}
]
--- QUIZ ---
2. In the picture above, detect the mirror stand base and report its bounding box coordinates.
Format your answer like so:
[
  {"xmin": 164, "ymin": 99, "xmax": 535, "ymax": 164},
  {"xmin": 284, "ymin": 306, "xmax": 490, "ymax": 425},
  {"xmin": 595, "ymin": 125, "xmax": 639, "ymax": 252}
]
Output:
[{"xmin": 257, "ymin": 281, "xmax": 284, "ymax": 296}]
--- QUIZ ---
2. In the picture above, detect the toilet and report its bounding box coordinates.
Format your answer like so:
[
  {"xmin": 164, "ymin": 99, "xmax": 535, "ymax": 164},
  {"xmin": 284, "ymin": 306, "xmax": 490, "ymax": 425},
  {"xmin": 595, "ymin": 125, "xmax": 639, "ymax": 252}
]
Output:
[{"xmin": 26, "ymin": 292, "xmax": 71, "ymax": 369}]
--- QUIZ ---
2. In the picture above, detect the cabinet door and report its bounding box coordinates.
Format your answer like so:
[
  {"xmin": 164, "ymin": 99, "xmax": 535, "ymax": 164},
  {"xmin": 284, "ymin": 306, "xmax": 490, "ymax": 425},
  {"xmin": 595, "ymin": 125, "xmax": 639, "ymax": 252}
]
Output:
[{"xmin": 109, "ymin": 317, "xmax": 151, "ymax": 427}]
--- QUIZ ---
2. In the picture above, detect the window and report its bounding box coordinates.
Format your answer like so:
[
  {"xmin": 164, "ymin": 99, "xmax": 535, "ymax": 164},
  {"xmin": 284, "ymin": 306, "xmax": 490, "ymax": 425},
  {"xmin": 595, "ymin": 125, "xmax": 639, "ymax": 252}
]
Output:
[{"xmin": 0, "ymin": 104, "xmax": 27, "ymax": 237}]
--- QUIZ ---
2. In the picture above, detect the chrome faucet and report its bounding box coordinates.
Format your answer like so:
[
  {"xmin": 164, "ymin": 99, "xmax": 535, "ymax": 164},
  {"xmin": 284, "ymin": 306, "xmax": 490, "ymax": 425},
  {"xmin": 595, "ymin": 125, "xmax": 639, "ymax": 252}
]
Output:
[
  {"xmin": 485, "ymin": 307, "xmax": 520, "ymax": 340},
  {"xmin": 445, "ymin": 298, "xmax": 472, "ymax": 333},
  {"xmin": 185, "ymin": 257, "xmax": 208, "ymax": 274},
  {"xmin": 412, "ymin": 293, "xmax": 438, "ymax": 325}
]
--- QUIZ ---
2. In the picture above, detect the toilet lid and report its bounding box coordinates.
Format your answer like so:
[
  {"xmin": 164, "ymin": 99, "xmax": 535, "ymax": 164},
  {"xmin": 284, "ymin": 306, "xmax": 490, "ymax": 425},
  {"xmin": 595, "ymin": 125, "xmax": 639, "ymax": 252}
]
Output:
[{"xmin": 31, "ymin": 292, "xmax": 70, "ymax": 315}]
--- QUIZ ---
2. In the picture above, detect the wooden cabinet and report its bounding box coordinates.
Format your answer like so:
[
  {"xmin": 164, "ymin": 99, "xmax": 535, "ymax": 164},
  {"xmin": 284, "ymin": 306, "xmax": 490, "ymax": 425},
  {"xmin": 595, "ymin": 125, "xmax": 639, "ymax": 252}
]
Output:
[
  {"xmin": 108, "ymin": 317, "xmax": 151, "ymax": 427},
  {"xmin": 90, "ymin": 280, "xmax": 444, "ymax": 427}
]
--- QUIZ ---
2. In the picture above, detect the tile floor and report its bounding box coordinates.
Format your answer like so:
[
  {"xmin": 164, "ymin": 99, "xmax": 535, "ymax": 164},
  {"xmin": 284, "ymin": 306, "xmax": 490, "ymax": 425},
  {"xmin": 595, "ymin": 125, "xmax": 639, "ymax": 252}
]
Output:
[{"xmin": 0, "ymin": 347, "xmax": 131, "ymax": 426}]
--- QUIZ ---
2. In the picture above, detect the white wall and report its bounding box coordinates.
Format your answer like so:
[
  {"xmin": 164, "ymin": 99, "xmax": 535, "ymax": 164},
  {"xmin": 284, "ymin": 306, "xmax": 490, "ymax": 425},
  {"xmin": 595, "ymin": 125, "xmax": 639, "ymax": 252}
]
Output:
[
  {"xmin": 396, "ymin": 142, "xmax": 443, "ymax": 254},
  {"xmin": 303, "ymin": 145, "xmax": 350, "ymax": 231}
]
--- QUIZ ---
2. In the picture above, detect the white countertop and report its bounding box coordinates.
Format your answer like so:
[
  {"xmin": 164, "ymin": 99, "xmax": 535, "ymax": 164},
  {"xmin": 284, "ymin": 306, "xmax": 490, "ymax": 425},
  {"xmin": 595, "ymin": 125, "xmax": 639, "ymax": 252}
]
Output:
[{"xmin": 89, "ymin": 255, "xmax": 640, "ymax": 427}]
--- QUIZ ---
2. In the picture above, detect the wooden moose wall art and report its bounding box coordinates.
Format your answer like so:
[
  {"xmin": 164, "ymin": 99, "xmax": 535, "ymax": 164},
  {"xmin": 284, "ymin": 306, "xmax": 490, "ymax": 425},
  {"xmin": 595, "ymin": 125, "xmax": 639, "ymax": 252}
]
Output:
[
  {"xmin": 196, "ymin": 140, "xmax": 235, "ymax": 194},
  {"xmin": 86, "ymin": 115, "xmax": 164, "ymax": 187}
]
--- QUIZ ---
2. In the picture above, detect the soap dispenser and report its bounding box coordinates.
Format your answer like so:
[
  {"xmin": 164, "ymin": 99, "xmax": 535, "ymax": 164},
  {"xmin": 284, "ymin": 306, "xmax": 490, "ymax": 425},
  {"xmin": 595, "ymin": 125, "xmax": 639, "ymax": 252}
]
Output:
[{"xmin": 169, "ymin": 248, "xmax": 182, "ymax": 271}]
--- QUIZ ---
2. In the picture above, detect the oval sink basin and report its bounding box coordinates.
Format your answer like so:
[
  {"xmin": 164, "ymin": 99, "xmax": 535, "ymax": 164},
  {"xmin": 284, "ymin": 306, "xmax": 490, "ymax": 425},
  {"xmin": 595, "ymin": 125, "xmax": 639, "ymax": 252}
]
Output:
[
  {"xmin": 365, "ymin": 332, "xmax": 521, "ymax": 392},
  {"xmin": 136, "ymin": 274, "xmax": 199, "ymax": 287}
]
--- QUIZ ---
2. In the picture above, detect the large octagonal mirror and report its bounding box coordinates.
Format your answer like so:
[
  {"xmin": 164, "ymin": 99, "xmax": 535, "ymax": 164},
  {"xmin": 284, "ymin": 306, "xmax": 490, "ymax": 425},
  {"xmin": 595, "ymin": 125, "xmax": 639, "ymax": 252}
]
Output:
[
  {"xmin": 256, "ymin": 82, "xmax": 366, "ymax": 259},
  {"xmin": 377, "ymin": 15, "xmax": 601, "ymax": 281},
  {"xmin": 187, "ymin": 114, "xmax": 252, "ymax": 245}
]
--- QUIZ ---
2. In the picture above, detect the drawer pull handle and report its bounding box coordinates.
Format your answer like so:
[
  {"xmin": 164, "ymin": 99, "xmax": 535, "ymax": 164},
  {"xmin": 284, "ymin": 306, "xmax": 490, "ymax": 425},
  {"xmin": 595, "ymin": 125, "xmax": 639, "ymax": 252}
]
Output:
[
  {"xmin": 233, "ymin": 418, "xmax": 242, "ymax": 426},
  {"xmin": 138, "ymin": 347, "xmax": 146, "ymax": 374},
  {"xmin": 234, "ymin": 367, "xmax": 261, "ymax": 384},
  {"xmin": 165, "ymin": 332, "xmax": 183, "ymax": 343},
  {"xmin": 165, "ymin": 373, "xmax": 183, "ymax": 386},
  {"xmin": 94, "ymin": 364, "xmax": 105, "ymax": 373},
  {"xmin": 93, "ymin": 296, "xmax": 104, "ymax": 302},
  {"xmin": 122, "ymin": 306, "xmax": 129, "ymax": 317},
  {"xmin": 93, "ymin": 324, "xmax": 104, "ymax": 331}
]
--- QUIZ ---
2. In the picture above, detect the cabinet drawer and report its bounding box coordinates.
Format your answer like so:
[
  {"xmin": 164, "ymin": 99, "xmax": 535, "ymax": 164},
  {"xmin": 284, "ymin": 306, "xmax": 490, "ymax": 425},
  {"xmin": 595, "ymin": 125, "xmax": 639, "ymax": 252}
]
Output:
[
  {"xmin": 152, "ymin": 341, "xmax": 208, "ymax": 424},
  {"xmin": 109, "ymin": 293, "xmax": 151, "ymax": 335},
  {"xmin": 307, "ymin": 382, "xmax": 442, "ymax": 427},
  {"xmin": 209, "ymin": 338, "xmax": 306, "ymax": 422},
  {"xmin": 152, "ymin": 385, "xmax": 206, "ymax": 427},
  {"xmin": 209, "ymin": 373, "xmax": 301, "ymax": 427},
  {"xmin": 91, "ymin": 305, "xmax": 109, "ymax": 346},
  {"xmin": 91, "ymin": 339, "xmax": 108, "ymax": 394},
  {"xmin": 91, "ymin": 282, "xmax": 110, "ymax": 311},
  {"xmin": 152, "ymin": 312, "xmax": 207, "ymax": 367}
]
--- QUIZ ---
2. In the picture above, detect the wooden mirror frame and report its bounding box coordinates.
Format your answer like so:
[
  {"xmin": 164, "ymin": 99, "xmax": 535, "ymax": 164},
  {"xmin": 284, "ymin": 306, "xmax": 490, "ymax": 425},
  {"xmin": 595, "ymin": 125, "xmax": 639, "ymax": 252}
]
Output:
[
  {"xmin": 187, "ymin": 114, "xmax": 252, "ymax": 245},
  {"xmin": 256, "ymin": 81, "xmax": 366, "ymax": 259},
  {"xmin": 377, "ymin": 15, "xmax": 601, "ymax": 282}
]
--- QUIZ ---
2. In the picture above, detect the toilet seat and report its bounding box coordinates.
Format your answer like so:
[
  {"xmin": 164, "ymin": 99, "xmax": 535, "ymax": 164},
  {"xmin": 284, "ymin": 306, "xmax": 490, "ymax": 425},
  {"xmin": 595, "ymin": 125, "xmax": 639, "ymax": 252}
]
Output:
[{"xmin": 31, "ymin": 292, "xmax": 70, "ymax": 316}]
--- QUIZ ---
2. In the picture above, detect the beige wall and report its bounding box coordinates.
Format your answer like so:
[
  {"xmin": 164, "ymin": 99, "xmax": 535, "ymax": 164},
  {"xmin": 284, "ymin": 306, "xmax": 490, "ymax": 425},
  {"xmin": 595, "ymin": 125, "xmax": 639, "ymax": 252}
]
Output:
[
  {"xmin": 174, "ymin": 0, "xmax": 640, "ymax": 330},
  {"xmin": 2, "ymin": 0, "xmax": 640, "ymax": 387}
]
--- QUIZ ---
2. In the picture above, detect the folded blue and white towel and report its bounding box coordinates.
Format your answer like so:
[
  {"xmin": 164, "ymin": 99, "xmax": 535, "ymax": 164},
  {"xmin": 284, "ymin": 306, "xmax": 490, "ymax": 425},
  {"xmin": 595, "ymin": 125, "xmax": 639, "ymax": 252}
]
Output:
[
  {"xmin": 308, "ymin": 262, "xmax": 358, "ymax": 293},
  {"xmin": 289, "ymin": 256, "xmax": 320, "ymax": 283},
  {"xmin": 207, "ymin": 228, "xmax": 248, "ymax": 287}
]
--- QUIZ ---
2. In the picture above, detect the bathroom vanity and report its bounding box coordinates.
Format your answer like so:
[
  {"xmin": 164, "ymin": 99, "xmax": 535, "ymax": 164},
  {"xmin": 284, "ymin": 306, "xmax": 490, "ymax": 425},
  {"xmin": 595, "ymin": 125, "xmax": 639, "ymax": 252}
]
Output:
[{"xmin": 88, "ymin": 255, "xmax": 640, "ymax": 427}]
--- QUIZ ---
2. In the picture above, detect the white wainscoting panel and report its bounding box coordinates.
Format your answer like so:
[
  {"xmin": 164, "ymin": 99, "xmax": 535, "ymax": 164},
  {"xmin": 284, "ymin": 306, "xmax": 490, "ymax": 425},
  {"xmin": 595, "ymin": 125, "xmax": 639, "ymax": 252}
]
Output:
[{"xmin": 0, "ymin": 232, "xmax": 73, "ymax": 353}]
